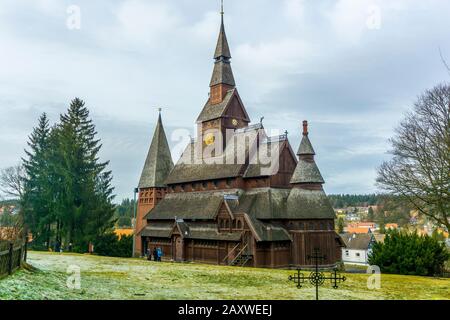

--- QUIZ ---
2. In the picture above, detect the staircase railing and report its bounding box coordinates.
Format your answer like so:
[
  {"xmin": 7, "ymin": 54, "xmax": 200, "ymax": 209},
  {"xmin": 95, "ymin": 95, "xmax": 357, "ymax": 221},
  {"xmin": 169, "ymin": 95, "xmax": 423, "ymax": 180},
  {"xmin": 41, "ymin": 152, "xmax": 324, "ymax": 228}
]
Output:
[
  {"xmin": 222, "ymin": 242, "xmax": 241, "ymax": 264},
  {"xmin": 229, "ymin": 244, "xmax": 249, "ymax": 266}
]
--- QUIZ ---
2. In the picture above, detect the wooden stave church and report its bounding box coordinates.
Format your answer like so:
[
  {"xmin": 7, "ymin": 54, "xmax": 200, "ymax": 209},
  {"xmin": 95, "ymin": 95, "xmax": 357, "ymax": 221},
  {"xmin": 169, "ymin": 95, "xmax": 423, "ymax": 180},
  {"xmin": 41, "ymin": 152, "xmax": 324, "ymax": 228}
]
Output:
[{"xmin": 134, "ymin": 12, "xmax": 344, "ymax": 268}]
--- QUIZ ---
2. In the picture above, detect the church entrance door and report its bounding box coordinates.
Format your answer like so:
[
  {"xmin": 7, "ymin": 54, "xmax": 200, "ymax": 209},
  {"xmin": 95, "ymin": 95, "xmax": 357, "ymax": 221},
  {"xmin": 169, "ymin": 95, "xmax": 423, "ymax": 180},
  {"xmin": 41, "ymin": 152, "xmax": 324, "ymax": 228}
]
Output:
[{"xmin": 174, "ymin": 236, "xmax": 184, "ymax": 261}]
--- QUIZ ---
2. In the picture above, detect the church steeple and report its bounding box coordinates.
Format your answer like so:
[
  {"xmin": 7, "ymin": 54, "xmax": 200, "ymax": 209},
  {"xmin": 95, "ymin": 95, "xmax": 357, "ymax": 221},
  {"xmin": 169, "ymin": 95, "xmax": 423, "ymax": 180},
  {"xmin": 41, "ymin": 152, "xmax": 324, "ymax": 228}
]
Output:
[
  {"xmin": 290, "ymin": 121, "xmax": 324, "ymax": 186},
  {"xmin": 138, "ymin": 109, "xmax": 174, "ymax": 188},
  {"xmin": 213, "ymin": 10, "xmax": 231, "ymax": 60},
  {"xmin": 209, "ymin": 4, "xmax": 235, "ymax": 104}
]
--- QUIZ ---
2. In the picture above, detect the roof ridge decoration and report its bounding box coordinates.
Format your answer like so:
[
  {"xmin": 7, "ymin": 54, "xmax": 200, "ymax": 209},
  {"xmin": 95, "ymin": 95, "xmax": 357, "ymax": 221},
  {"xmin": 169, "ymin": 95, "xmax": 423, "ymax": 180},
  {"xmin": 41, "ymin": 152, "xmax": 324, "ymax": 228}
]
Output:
[{"xmin": 138, "ymin": 111, "xmax": 174, "ymax": 188}]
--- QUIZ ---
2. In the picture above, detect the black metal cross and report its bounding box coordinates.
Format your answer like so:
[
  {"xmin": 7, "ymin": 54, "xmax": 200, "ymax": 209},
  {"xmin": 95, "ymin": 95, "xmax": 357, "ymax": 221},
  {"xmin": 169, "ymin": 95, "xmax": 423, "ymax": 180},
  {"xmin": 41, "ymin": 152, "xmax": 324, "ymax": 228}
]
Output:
[
  {"xmin": 288, "ymin": 269, "xmax": 306, "ymax": 288},
  {"xmin": 288, "ymin": 248, "xmax": 346, "ymax": 300}
]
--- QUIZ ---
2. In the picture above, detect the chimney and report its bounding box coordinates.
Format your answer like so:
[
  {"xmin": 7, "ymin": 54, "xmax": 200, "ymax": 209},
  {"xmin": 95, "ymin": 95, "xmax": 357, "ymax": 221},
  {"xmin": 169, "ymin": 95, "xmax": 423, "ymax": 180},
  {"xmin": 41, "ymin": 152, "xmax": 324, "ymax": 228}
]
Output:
[{"xmin": 302, "ymin": 120, "xmax": 308, "ymax": 136}]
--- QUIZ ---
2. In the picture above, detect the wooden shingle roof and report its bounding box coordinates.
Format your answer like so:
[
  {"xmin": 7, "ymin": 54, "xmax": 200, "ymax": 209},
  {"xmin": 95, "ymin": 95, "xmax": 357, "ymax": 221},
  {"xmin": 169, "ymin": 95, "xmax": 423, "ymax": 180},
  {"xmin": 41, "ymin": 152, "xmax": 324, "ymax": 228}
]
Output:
[
  {"xmin": 287, "ymin": 188, "xmax": 335, "ymax": 219},
  {"xmin": 196, "ymin": 89, "xmax": 235, "ymax": 123},
  {"xmin": 138, "ymin": 113, "xmax": 174, "ymax": 188},
  {"xmin": 290, "ymin": 158, "xmax": 324, "ymax": 184}
]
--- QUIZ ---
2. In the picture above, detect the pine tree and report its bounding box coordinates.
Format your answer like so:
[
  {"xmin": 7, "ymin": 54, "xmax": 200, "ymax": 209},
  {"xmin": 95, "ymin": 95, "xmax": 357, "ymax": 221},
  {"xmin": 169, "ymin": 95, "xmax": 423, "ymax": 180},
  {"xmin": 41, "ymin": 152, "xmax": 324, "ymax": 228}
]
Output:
[
  {"xmin": 22, "ymin": 113, "xmax": 53, "ymax": 248},
  {"xmin": 368, "ymin": 207, "xmax": 374, "ymax": 221},
  {"xmin": 337, "ymin": 217, "xmax": 345, "ymax": 234},
  {"xmin": 55, "ymin": 98, "xmax": 115, "ymax": 250}
]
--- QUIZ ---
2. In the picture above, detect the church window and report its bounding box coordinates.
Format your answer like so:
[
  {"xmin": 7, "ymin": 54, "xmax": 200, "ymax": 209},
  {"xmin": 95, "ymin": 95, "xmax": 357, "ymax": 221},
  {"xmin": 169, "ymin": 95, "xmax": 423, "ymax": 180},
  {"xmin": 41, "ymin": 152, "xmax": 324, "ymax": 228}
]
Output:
[
  {"xmin": 213, "ymin": 180, "xmax": 219, "ymax": 189},
  {"xmin": 299, "ymin": 222, "xmax": 304, "ymax": 230},
  {"xmin": 224, "ymin": 220, "xmax": 229, "ymax": 229},
  {"xmin": 202, "ymin": 181, "xmax": 207, "ymax": 190},
  {"xmin": 237, "ymin": 220, "xmax": 242, "ymax": 229}
]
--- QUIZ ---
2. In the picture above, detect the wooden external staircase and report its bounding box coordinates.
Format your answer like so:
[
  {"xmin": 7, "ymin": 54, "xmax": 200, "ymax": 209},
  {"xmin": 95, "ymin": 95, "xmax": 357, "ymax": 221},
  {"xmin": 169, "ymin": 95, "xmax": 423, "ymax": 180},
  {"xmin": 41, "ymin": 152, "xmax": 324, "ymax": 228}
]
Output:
[{"xmin": 223, "ymin": 243, "xmax": 253, "ymax": 267}]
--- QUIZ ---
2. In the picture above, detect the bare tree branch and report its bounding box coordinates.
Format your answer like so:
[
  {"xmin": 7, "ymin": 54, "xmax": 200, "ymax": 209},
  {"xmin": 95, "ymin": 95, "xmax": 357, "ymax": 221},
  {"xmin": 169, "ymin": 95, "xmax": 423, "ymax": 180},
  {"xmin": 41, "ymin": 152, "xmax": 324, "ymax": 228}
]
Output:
[
  {"xmin": 377, "ymin": 83, "xmax": 450, "ymax": 231},
  {"xmin": 0, "ymin": 165, "xmax": 25, "ymax": 199},
  {"xmin": 439, "ymin": 47, "xmax": 450, "ymax": 77}
]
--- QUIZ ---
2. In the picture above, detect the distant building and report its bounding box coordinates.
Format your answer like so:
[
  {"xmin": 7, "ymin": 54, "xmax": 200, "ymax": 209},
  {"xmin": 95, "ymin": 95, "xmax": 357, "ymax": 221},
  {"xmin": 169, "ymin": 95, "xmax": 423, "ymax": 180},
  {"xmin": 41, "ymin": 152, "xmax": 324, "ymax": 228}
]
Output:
[
  {"xmin": 114, "ymin": 228, "xmax": 134, "ymax": 239},
  {"xmin": 345, "ymin": 213, "xmax": 360, "ymax": 222},
  {"xmin": 385, "ymin": 223, "xmax": 398, "ymax": 230},
  {"xmin": 341, "ymin": 232, "xmax": 376, "ymax": 265},
  {"xmin": 346, "ymin": 222, "xmax": 376, "ymax": 234}
]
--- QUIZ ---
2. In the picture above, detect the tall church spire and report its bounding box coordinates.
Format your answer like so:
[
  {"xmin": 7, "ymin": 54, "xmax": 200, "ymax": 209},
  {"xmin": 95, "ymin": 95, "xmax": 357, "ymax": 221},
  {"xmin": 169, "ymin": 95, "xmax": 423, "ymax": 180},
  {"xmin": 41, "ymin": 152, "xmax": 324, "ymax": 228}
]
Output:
[
  {"xmin": 210, "ymin": 2, "xmax": 235, "ymax": 92},
  {"xmin": 138, "ymin": 110, "xmax": 174, "ymax": 188}
]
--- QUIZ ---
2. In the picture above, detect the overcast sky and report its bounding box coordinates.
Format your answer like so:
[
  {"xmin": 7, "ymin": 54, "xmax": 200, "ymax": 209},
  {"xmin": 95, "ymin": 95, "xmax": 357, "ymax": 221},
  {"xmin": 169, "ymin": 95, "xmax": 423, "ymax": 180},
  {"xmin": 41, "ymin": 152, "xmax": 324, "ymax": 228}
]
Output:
[{"xmin": 1, "ymin": 0, "xmax": 449, "ymax": 201}]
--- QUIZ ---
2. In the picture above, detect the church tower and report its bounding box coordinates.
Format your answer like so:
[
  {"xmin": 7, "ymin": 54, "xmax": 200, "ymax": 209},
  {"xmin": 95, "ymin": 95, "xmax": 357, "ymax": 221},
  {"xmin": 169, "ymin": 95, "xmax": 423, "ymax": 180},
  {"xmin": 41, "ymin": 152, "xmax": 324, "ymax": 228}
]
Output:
[
  {"xmin": 196, "ymin": 8, "xmax": 250, "ymax": 156},
  {"xmin": 134, "ymin": 110, "xmax": 173, "ymax": 256},
  {"xmin": 290, "ymin": 121, "xmax": 325, "ymax": 189}
]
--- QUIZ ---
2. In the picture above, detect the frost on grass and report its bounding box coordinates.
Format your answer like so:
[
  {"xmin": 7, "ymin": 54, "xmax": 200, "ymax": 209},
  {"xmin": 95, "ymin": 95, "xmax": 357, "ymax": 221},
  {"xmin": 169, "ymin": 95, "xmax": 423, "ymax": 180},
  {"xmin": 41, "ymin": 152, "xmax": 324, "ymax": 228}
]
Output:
[{"xmin": 0, "ymin": 252, "xmax": 449, "ymax": 300}]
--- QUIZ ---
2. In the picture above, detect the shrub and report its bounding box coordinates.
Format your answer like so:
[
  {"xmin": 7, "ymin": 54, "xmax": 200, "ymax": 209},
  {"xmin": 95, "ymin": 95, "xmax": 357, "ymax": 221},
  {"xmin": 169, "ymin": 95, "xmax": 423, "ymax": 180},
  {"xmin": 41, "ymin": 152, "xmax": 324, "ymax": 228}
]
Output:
[
  {"xmin": 93, "ymin": 232, "xmax": 133, "ymax": 258},
  {"xmin": 368, "ymin": 229, "xmax": 449, "ymax": 276}
]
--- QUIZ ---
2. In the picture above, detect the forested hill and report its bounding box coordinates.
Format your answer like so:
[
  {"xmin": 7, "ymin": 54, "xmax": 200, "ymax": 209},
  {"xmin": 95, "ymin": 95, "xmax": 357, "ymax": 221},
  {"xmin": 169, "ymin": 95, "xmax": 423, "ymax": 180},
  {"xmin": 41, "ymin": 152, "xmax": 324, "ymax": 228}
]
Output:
[
  {"xmin": 0, "ymin": 199, "xmax": 19, "ymax": 207},
  {"xmin": 328, "ymin": 194, "xmax": 380, "ymax": 208}
]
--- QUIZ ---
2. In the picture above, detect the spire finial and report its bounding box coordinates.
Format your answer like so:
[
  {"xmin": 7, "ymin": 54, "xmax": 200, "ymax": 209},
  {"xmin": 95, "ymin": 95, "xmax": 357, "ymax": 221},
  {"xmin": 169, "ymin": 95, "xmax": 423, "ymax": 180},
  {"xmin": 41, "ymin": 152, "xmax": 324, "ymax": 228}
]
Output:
[
  {"xmin": 221, "ymin": 0, "xmax": 224, "ymax": 17},
  {"xmin": 158, "ymin": 107, "xmax": 162, "ymax": 114},
  {"xmin": 302, "ymin": 120, "xmax": 308, "ymax": 136}
]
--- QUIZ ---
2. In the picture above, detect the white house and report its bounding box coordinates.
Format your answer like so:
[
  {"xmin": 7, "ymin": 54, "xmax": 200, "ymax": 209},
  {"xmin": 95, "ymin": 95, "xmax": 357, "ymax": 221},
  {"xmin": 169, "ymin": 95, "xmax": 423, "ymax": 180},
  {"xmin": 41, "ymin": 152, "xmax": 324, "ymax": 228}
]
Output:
[{"xmin": 340, "ymin": 233, "xmax": 375, "ymax": 265}]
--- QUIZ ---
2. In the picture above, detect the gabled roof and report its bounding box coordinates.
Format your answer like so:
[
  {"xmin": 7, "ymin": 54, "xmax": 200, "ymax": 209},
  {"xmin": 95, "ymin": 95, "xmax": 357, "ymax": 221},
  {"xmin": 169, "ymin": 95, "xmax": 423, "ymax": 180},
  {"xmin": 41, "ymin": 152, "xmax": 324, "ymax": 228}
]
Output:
[
  {"xmin": 290, "ymin": 158, "xmax": 324, "ymax": 184},
  {"xmin": 164, "ymin": 122, "xmax": 262, "ymax": 185},
  {"xmin": 140, "ymin": 221, "xmax": 241, "ymax": 241},
  {"xmin": 340, "ymin": 233, "xmax": 374, "ymax": 250},
  {"xmin": 144, "ymin": 191, "xmax": 225, "ymax": 220},
  {"xmin": 232, "ymin": 188, "xmax": 290, "ymax": 219},
  {"xmin": 197, "ymin": 88, "xmax": 235, "ymax": 122},
  {"xmin": 138, "ymin": 113, "xmax": 174, "ymax": 188},
  {"xmin": 243, "ymin": 214, "xmax": 292, "ymax": 242},
  {"xmin": 244, "ymin": 137, "xmax": 297, "ymax": 178},
  {"xmin": 196, "ymin": 89, "xmax": 250, "ymax": 123}
]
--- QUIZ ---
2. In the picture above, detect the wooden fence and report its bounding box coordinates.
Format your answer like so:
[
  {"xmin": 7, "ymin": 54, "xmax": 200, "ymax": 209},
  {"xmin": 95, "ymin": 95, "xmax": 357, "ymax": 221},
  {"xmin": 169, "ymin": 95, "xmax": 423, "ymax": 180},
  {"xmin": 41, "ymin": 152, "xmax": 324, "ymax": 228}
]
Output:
[{"xmin": 0, "ymin": 240, "xmax": 27, "ymax": 278}]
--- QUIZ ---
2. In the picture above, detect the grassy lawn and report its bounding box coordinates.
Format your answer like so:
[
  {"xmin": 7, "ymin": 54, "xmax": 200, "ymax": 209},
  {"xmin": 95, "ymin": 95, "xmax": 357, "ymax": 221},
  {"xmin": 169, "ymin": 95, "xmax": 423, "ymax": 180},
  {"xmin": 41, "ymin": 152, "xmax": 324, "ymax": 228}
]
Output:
[{"xmin": 0, "ymin": 251, "xmax": 449, "ymax": 300}]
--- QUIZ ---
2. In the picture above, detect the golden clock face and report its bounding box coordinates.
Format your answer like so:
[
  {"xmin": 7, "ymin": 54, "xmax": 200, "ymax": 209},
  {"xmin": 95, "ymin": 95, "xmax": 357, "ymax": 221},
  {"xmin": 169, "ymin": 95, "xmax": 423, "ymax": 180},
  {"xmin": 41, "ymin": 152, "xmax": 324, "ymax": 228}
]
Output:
[
  {"xmin": 204, "ymin": 133, "xmax": 215, "ymax": 145},
  {"xmin": 232, "ymin": 119, "xmax": 238, "ymax": 126}
]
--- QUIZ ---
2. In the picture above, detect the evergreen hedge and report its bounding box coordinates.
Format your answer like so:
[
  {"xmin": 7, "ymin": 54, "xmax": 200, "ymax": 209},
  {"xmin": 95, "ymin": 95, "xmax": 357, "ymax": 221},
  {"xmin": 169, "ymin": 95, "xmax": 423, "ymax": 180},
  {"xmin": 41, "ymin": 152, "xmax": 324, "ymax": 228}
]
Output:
[
  {"xmin": 368, "ymin": 229, "xmax": 449, "ymax": 276},
  {"xmin": 93, "ymin": 232, "xmax": 133, "ymax": 258}
]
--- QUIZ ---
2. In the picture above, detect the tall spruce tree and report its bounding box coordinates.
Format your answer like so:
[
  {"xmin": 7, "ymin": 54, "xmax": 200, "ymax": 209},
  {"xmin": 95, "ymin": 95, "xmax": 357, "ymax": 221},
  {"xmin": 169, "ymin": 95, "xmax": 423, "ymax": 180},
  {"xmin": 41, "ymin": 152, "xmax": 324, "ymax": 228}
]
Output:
[
  {"xmin": 22, "ymin": 113, "xmax": 53, "ymax": 248},
  {"xmin": 55, "ymin": 98, "xmax": 115, "ymax": 250}
]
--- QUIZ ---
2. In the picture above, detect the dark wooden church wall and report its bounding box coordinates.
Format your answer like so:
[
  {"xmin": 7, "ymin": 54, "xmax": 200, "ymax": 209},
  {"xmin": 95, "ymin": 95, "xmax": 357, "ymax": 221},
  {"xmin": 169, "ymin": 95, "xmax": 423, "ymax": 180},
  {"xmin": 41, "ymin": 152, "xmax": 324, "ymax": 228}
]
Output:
[
  {"xmin": 290, "ymin": 230, "xmax": 341, "ymax": 266},
  {"xmin": 148, "ymin": 238, "xmax": 172, "ymax": 259},
  {"xmin": 269, "ymin": 144, "xmax": 297, "ymax": 188},
  {"xmin": 255, "ymin": 242, "xmax": 291, "ymax": 268}
]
